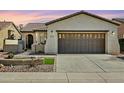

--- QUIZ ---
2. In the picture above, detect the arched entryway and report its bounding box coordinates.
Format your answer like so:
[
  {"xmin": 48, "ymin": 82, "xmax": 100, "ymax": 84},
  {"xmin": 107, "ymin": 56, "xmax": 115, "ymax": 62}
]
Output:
[{"xmin": 26, "ymin": 34, "xmax": 33, "ymax": 49}]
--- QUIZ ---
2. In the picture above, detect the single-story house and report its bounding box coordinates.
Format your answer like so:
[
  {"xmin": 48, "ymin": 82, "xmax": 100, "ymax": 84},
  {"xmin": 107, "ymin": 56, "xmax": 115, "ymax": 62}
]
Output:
[
  {"xmin": 0, "ymin": 21, "xmax": 22, "ymax": 52},
  {"xmin": 112, "ymin": 18, "xmax": 124, "ymax": 51},
  {"xmin": 21, "ymin": 11, "xmax": 120, "ymax": 54}
]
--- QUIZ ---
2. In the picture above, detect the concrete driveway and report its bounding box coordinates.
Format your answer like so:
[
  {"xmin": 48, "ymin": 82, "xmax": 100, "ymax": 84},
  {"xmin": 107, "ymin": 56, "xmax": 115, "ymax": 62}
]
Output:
[{"xmin": 56, "ymin": 54, "xmax": 124, "ymax": 73}]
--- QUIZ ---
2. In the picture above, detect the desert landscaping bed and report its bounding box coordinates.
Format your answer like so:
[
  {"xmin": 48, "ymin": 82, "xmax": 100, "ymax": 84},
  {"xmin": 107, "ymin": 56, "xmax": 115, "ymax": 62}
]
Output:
[
  {"xmin": 0, "ymin": 65, "xmax": 54, "ymax": 72},
  {"xmin": 0, "ymin": 57, "xmax": 55, "ymax": 72}
]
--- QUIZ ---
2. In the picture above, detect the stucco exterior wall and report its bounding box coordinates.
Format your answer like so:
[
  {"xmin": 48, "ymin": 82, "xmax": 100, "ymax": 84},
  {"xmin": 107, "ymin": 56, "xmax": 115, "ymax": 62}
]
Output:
[
  {"xmin": 35, "ymin": 32, "xmax": 47, "ymax": 43},
  {"xmin": 0, "ymin": 28, "xmax": 8, "ymax": 50},
  {"xmin": 22, "ymin": 31, "xmax": 47, "ymax": 49},
  {"xmin": 8, "ymin": 25, "xmax": 21, "ymax": 40},
  {"xmin": 21, "ymin": 32, "xmax": 35, "ymax": 49},
  {"xmin": 45, "ymin": 14, "xmax": 120, "ymax": 54}
]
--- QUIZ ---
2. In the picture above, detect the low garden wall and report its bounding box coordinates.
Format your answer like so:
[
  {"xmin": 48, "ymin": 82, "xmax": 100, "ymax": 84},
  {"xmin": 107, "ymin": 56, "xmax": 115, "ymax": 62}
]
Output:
[{"xmin": 0, "ymin": 59, "xmax": 43, "ymax": 65}]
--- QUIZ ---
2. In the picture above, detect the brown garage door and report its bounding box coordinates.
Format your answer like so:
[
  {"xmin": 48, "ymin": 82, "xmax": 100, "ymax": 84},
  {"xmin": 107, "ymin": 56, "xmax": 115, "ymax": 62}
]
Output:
[{"xmin": 58, "ymin": 32, "xmax": 105, "ymax": 54}]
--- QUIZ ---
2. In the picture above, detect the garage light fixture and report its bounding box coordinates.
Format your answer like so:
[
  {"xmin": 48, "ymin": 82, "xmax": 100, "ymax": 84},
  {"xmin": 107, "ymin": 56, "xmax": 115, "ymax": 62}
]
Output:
[
  {"xmin": 51, "ymin": 30, "xmax": 53, "ymax": 33},
  {"xmin": 112, "ymin": 31, "xmax": 115, "ymax": 35}
]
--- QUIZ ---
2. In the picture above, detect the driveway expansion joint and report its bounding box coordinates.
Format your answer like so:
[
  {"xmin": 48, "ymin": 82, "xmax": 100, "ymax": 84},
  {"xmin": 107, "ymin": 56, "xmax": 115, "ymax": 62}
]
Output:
[
  {"xmin": 96, "ymin": 73, "xmax": 107, "ymax": 83},
  {"xmin": 84, "ymin": 55, "xmax": 106, "ymax": 73},
  {"xmin": 65, "ymin": 73, "xmax": 70, "ymax": 83}
]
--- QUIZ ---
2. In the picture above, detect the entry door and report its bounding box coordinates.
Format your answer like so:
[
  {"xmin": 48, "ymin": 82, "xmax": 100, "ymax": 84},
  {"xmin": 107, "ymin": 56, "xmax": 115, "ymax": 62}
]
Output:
[
  {"xmin": 27, "ymin": 34, "xmax": 33, "ymax": 49},
  {"xmin": 58, "ymin": 32, "xmax": 105, "ymax": 54}
]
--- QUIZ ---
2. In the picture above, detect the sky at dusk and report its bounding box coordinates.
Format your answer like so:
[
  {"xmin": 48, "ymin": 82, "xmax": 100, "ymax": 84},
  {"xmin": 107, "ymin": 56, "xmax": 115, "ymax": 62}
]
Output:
[{"xmin": 0, "ymin": 10, "xmax": 124, "ymax": 25}]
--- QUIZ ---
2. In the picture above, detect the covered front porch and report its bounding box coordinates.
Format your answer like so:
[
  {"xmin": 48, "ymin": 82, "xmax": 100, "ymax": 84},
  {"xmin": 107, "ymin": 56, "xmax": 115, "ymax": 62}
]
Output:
[{"xmin": 22, "ymin": 30, "xmax": 47, "ymax": 54}]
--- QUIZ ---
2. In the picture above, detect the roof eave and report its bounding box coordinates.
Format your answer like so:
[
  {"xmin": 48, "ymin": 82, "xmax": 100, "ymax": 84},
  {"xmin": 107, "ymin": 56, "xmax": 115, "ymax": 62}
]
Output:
[
  {"xmin": 112, "ymin": 18, "xmax": 124, "ymax": 24},
  {"xmin": 45, "ymin": 10, "xmax": 120, "ymax": 26}
]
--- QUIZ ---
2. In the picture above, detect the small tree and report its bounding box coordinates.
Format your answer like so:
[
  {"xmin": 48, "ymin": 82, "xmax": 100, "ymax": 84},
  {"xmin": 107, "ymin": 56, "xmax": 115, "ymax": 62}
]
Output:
[{"xmin": 18, "ymin": 24, "xmax": 23, "ymax": 31}]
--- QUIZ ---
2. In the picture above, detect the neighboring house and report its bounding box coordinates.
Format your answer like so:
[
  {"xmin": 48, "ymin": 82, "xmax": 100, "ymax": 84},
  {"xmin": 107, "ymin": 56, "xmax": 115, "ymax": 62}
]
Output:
[
  {"xmin": 22, "ymin": 11, "xmax": 120, "ymax": 54},
  {"xmin": 112, "ymin": 18, "xmax": 124, "ymax": 39},
  {"xmin": 112, "ymin": 18, "xmax": 124, "ymax": 51},
  {"xmin": 0, "ymin": 21, "xmax": 22, "ymax": 51}
]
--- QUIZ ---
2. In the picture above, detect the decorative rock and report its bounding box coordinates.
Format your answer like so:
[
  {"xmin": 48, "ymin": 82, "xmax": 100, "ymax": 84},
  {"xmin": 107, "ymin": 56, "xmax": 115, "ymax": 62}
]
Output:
[
  {"xmin": 0, "ymin": 65, "xmax": 53, "ymax": 72},
  {"xmin": 0, "ymin": 64, "xmax": 4, "ymax": 68}
]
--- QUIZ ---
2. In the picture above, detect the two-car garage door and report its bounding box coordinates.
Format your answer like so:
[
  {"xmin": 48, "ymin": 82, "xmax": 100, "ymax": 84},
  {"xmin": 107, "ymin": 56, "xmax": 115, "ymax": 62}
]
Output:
[{"xmin": 58, "ymin": 32, "xmax": 105, "ymax": 54}]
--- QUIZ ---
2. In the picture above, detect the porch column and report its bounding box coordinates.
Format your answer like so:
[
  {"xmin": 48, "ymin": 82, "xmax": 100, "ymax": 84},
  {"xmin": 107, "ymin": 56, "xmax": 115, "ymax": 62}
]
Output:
[
  {"xmin": 35, "ymin": 32, "xmax": 40, "ymax": 43},
  {"xmin": 45, "ymin": 30, "xmax": 57, "ymax": 54}
]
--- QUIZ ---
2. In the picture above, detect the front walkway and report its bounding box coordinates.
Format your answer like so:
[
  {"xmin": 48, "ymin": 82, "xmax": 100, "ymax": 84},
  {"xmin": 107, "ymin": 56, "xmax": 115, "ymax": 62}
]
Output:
[{"xmin": 0, "ymin": 72, "xmax": 124, "ymax": 83}]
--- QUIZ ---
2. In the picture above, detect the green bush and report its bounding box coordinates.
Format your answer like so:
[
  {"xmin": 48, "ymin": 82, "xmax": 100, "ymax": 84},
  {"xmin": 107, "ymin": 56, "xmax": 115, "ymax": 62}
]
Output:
[
  {"xmin": 24, "ymin": 48, "xmax": 27, "ymax": 51},
  {"xmin": 43, "ymin": 58, "xmax": 54, "ymax": 64},
  {"xmin": 0, "ymin": 50, "xmax": 3, "ymax": 52}
]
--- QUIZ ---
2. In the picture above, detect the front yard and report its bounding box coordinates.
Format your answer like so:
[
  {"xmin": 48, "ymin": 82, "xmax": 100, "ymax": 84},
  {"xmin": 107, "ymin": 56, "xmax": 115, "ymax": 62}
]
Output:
[{"xmin": 0, "ymin": 57, "xmax": 55, "ymax": 72}]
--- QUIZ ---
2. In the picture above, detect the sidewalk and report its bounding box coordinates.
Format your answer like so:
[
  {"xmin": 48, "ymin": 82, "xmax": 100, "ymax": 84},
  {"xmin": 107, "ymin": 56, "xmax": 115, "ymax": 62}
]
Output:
[{"xmin": 0, "ymin": 72, "xmax": 124, "ymax": 83}]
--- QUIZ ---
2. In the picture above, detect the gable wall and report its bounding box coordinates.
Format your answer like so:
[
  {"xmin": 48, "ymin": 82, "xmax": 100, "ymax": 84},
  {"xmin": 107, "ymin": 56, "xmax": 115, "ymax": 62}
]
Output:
[
  {"xmin": 0, "ymin": 27, "xmax": 8, "ymax": 50},
  {"xmin": 0, "ymin": 24, "xmax": 21, "ymax": 50},
  {"xmin": 8, "ymin": 24, "xmax": 21, "ymax": 39},
  {"xmin": 47, "ymin": 14, "xmax": 117, "ymax": 30},
  {"xmin": 45, "ymin": 14, "xmax": 120, "ymax": 54}
]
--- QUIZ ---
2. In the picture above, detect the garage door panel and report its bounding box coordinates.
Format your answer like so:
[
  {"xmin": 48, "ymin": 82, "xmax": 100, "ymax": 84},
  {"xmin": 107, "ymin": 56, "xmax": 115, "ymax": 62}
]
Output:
[
  {"xmin": 89, "ymin": 40, "xmax": 94, "ymax": 53},
  {"xmin": 58, "ymin": 32, "xmax": 105, "ymax": 54}
]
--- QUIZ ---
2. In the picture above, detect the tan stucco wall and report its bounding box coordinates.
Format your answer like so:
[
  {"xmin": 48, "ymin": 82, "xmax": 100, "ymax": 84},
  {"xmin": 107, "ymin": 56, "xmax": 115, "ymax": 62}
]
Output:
[
  {"xmin": 21, "ymin": 32, "xmax": 35, "ymax": 49},
  {"xmin": 0, "ymin": 28, "xmax": 8, "ymax": 50},
  {"xmin": 8, "ymin": 25, "xmax": 21, "ymax": 40},
  {"xmin": 45, "ymin": 14, "xmax": 120, "ymax": 54},
  {"xmin": 0, "ymin": 25, "xmax": 21, "ymax": 50},
  {"xmin": 22, "ymin": 31, "xmax": 47, "ymax": 49},
  {"xmin": 35, "ymin": 32, "xmax": 47, "ymax": 43},
  {"xmin": 5, "ymin": 40, "xmax": 18, "ymax": 45}
]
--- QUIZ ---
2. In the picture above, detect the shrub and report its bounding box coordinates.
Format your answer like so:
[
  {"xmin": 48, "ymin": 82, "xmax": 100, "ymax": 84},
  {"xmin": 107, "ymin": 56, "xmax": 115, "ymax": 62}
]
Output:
[
  {"xmin": 24, "ymin": 48, "xmax": 27, "ymax": 51},
  {"xmin": 7, "ymin": 52, "xmax": 14, "ymax": 59},
  {"xmin": 0, "ymin": 50, "xmax": 3, "ymax": 52},
  {"xmin": 0, "ymin": 64, "xmax": 4, "ymax": 68},
  {"xmin": 29, "ymin": 58, "xmax": 39, "ymax": 68}
]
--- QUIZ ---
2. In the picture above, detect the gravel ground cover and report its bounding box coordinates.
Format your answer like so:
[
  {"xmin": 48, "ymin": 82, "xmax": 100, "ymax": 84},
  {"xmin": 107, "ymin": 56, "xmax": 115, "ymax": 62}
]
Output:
[{"xmin": 0, "ymin": 65, "xmax": 54, "ymax": 72}]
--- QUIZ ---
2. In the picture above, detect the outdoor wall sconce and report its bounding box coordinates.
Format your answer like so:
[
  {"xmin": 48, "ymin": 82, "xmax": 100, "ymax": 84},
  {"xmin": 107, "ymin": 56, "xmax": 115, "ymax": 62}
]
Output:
[
  {"xmin": 50, "ymin": 30, "xmax": 54, "ymax": 38},
  {"xmin": 112, "ymin": 31, "xmax": 115, "ymax": 35},
  {"xmin": 51, "ymin": 30, "xmax": 53, "ymax": 33}
]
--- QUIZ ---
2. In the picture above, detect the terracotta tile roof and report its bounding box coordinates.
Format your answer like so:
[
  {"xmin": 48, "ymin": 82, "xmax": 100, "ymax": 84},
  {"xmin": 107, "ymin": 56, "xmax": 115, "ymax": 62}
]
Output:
[
  {"xmin": 46, "ymin": 10, "xmax": 120, "ymax": 26},
  {"xmin": 21, "ymin": 23, "xmax": 47, "ymax": 32},
  {"xmin": 112, "ymin": 18, "xmax": 124, "ymax": 23}
]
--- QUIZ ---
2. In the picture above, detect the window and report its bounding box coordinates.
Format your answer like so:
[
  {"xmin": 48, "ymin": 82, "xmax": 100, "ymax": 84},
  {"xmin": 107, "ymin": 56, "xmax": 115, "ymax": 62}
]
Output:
[
  {"xmin": 94, "ymin": 34, "xmax": 97, "ymax": 39},
  {"xmin": 77, "ymin": 34, "xmax": 81, "ymax": 39},
  {"xmin": 8, "ymin": 30, "xmax": 14, "ymax": 39},
  {"xmin": 62, "ymin": 34, "xmax": 65, "ymax": 39},
  {"xmin": 89, "ymin": 34, "xmax": 92, "ymax": 39},
  {"xmin": 123, "ymin": 34, "xmax": 124, "ymax": 38},
  {"xmin": 59, "ymin": 34, "xmax": 61, "ymax": 39},
  {"xmin": 86, "ymin": 34, "xmax": 89, "ymax": 39},
  {"xmin": 82, "ymin": 34, "xmax": 85, "ymax": 39},
  {"xmin": 8, "ymin": 30, "xmax": 12, "ymax": 39},
  {"xmin": 98, "ymin": 34, "xmax": 101, "ymax": 39},
  {"xmin": 101, "ymin": 34, "xmax": 105, "ymax": 39}
]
